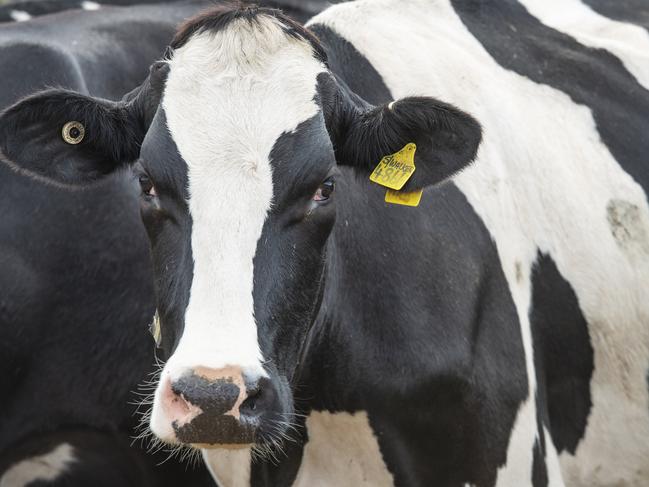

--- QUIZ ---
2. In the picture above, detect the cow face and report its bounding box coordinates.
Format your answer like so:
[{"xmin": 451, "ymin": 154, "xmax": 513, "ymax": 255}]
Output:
[
  {"xmin": 0, "ymin": 5, "xmax": 481, "ymax": 451},
  {"xmin": 136, "ymin": 6, "xmax": 481, "ymax": 450}
]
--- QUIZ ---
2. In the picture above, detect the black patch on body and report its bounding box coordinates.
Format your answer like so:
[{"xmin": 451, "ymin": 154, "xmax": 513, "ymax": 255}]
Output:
[
  {"xmin": 451, "ymin": 0, "xmax": 649, "ymax": 195},
  {"xmin": 249, "ymin": 23, "xmax": 528, "ymax": 487},
  {"xmin": 532, "ymin": 437, "xmax": 549, "ymax": 487},
  {"xmin": 0, "ymin": 157, "xmax": 214, "ymax": 486},
  {"xmin": 530, "ymin": 252, "xmax": 594, "ymax": 454},
  {"xmin": 582, "ymin": 0, "xmax": 649, "ymax": 33},
  {"xmin": 0, "ymin": 161, "xmax": 154, "ymax": 454},
  {"xmin": 310, "ymin": 24, "xmax": 392, "ymax": 107}
]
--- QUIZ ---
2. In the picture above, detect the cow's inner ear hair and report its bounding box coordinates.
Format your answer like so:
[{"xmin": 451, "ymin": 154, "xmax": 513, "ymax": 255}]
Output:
[{"xmin": 320, "ymin": 74, "xmax": 483, "ymax": 190}]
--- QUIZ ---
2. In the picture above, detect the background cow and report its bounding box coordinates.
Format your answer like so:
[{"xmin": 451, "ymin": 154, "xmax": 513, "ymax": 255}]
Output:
[{"xmin": 3, "ymin": 0, "xmax": 649, "ymax": 486}]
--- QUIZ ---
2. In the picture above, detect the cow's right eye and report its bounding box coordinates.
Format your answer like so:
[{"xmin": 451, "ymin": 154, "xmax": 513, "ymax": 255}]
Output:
[{"xmin": 139, "ymin": 174, "xmax": 157, "ymax": 197}]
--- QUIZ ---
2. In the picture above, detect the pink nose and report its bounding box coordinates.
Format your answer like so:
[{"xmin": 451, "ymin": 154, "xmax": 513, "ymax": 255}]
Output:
[{"xmin": 160, "ymin": 366, "xmax": 268, "ymax": 445}]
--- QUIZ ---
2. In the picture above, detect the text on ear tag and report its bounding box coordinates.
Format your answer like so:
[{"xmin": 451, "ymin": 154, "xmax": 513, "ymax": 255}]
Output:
[
  {"xmin": 369, "ymin": 142, "xmax": 416, "ymax": 190},
  {"xmin": 61, "ymin": 121, "xmax": 85, "ymax": 145},
  {"xmin": 385, "ymin": 188, "xmax": 423, "ymax": 207}
]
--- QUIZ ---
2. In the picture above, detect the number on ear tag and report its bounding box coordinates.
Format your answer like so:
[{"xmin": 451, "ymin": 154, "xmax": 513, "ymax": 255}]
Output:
[
  {"xmin": 385, "ymin": 188, "xmax": 423, "ymax": 207},
  {"xmin": 369, "ymin": 143, "xmax": 417, "ymax": 190}
]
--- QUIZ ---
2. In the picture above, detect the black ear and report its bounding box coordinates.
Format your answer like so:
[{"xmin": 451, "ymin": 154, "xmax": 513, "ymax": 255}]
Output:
[
  {"xmin": 0, "ymin": 61, "xmax": 168, "ymax": 185},
  {"xmin": 328, "ymin": 93, "xmax": 482, "ymax": 191},
  {"xmin": 0, "ymin": 90, "xmax": 144, "ymax": 184}
]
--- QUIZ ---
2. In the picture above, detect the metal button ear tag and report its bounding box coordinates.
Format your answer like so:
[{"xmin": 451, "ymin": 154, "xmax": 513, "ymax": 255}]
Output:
[{"xmin": 61, "ymin": 121, "xmax": 85, "ymax": 145}]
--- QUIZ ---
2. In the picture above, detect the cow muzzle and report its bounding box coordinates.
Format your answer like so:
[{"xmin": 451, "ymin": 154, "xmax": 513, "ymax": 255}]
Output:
[{"xmin": 156, "ymin": 365, "xmax": 276, "ymax": 446}]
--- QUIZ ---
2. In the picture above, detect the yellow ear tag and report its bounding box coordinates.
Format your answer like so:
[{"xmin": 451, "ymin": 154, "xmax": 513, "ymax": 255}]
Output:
[
  {"xmin": 385, "ymin": 188, "xmax": 423, "ymax": 207},
  {"xmin": 369, "ymin": 142, "xmax": 417, "ymax": 190},
  {"xmin": 149, "ymin": 310, "xmax": 162, "ymax": 347}
]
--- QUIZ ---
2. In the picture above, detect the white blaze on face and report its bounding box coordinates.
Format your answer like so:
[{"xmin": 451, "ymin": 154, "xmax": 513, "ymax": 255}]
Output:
[{"xmin": 150, "ymin": 17, "xmax": 326, "ymax": 439}]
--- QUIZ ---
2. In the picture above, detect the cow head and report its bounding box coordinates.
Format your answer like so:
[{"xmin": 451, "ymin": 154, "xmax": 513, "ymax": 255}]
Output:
[{"xmin": 0, "ymin": 5, "xmax": 481, "ymax": 450}]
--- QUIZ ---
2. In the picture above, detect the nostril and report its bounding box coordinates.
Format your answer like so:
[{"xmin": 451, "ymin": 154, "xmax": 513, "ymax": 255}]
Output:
[
  {"xmin": 161, "ymin": 378, "xmax": 202, "ymax": 426},
  {"xmin": 241, "ymin": 386, "xmax": 262, "ymax": 414},
  {"xmin": 240, "ymin": 377, "xmax": 275, "ymax": 417}
]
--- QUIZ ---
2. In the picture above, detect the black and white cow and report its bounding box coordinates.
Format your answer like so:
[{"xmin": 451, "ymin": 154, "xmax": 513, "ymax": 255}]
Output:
[{"xmin": 4, "ymin": 1, "xmax": 649, "ymax": 486}]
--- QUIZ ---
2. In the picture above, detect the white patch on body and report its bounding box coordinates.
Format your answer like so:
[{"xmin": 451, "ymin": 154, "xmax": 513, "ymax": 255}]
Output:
[
  {"xmin": 149, "ymin": 16, "xmax": 327, "ymax": 445},
  {"xmin": 202, "ymin": 447, "xmax": 252, "ymax": 487},
  {"xmin": 293, "ymin": 411, "xmax": 394, "ymax": 487},
  {"xmin": 544, "ymin": 426, "xmax": 565, "ymax": 486},
  {"xmin": 9, "ymin": 10, "xmax": 31, "ymax": 22},
  {"xmin": 519, "ymin": 0, "xmax": 649, "ymax": 90},
  {"xmin": 81, "ymin": 1, "xmax": 101, "ymax": 11},
  {"xmin": 0, "ymin": 444, "xmax": 76, "ymax": 487},
  {"xmin": 311, "ymin": 0, "xmax": 649, "ymax": 486}
]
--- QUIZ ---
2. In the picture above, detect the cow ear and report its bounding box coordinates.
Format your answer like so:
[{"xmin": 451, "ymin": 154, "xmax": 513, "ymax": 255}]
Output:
[
  {"xmin": 0, "ymin": 61, "xmax": 168, "ymax": 185},
  {"xmin": 0, "ymin": 89, "xmax": 144, "ymax": 184},
  {"xmin": 330, "ymin": 96, "xmax": 482, "ymax": 191}
]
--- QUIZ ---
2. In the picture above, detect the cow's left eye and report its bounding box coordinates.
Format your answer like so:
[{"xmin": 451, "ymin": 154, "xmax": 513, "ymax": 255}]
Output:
[{"xmin": 313, "ymin": 178, "xmax": 335, "ymax": 202}]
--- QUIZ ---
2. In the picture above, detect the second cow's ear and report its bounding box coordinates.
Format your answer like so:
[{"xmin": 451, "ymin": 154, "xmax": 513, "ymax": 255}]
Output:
[
  {"xmin": 0, "ymin": 89, "xmax": 145, "ymax": 185},
  {"xmin": 328, "ymin": 93, "xmax": 482, "ymax": 192},
  {"xmin": 0, "ymin": 61, "xmax": 168, "ymax": 185}
]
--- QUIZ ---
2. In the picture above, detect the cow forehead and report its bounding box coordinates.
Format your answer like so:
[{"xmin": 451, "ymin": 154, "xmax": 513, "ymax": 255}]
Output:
[{"xmin": 162, "ymin": 17, "xmax": 327, "ymax": 184}]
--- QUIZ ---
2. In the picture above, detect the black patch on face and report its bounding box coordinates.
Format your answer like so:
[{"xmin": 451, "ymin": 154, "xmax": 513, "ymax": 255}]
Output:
[
  {"xmin": 582, "ymin": 0, "xmax": 649, "ymax": 33},
  {"xmin": 451, "ymin": 0, "xmax": 649, "ymax": 195},
  {"xmin": 252, "ymin": 113, "xmax": 336, "ymax": 381},
  {"xmin": 530, "ymin": 252, "xmax": 594, "ymax": 454},
  {"xmin": 138, "ymin": 108, "xmax": 193, "ymax": 357}
]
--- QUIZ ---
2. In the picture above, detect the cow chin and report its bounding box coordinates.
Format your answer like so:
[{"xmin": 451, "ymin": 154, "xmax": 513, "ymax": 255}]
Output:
[{"xmin": 149, "ymin": 369, "xmax": 294, "ymax": 450}]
